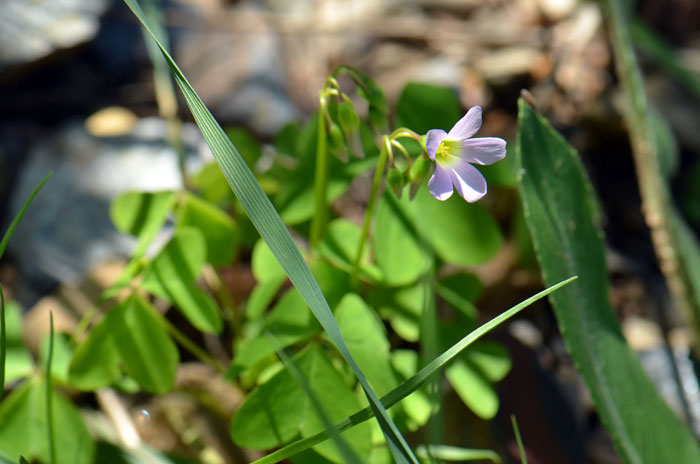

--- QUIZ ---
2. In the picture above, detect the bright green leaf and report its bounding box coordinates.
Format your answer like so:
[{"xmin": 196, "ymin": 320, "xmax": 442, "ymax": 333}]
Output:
[
  {"xmin": 110, "ymin": 191, "xmax": 175, "ymax": 255},
  {"xmin": 412, "ymin": 187, "xmax": 502, "ymax": 266},
  {"xmin": 374, "ymin": 194, "xmax": 429, "ymax": 286},
  {"xmin": 110, "ymin": 295, "xmax": 179, "ymax": 393},
  {"xmin": 396, "ymin": 83, "xmax": 461, "ymax": 135},
  {"xmin": 0, "ymin": 380, "xmax": 95, "ymax": 464},
  {"xmin": 176, "ymin": 192, "xmax": 238, "ymax": 266},
  {"xmin": 191, "ymin": 162, "xmax": 235, "ymax": 207},
  {"xmin": 445, "ymin": 359, "xmax": 498, "ymax": 420},
  {"xmin": 335, "ymin": 294, "xmax": 397, "ymax": 396},
  {"xmin": 251, "ymin": 238, "xmax": 287, "ymax": 283},
  {"xmin": 2, "ymin": 301, "xmax": 33, "ymax": 384},
  {"xmin": 245, "ymin": 275, "xmax": 286, "ymax": 319},
  {"xmin": 68, "ymin": 309, "xmax": 122, "ymax": 390},
  {"xmin": 280, "ymin": 181, "xmax": 348, "ymax": 226},
  {"xmin": 142, "ymin": 227, "xmax": 222, "ymax": 333},
  {"xmin": 232, "ymin": 346, "xmax": 372, "ymax": 462},
  {"xmin": 319, "ymin": 219, "xmax": 383, "ymax": 282}
]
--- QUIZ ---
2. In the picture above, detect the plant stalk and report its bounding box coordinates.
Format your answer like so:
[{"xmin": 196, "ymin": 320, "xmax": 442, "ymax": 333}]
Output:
[
  {"xmin": 352, "ymin": 136, "xmax": 389, "ymax": 281},
  {"xmin": 310, "ymin": 96, "xmax": 330, "ymax": 248}
]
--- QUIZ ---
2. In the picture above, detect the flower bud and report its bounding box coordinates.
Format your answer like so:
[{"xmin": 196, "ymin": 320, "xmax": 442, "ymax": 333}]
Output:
[
  {"xmin": 409, "ymin": 156, "xmax": 431, "ymax": 184},
  {"xmin": 387, "ymin": 168, "xmax": 405, "ymax": 198},
  {"xmin": 328, "ymin": 123, "xmax": 349, "ymax": 162},
  {"xmin": 337, "ymin": 101, "xmax": 359, "ymax": 133}
]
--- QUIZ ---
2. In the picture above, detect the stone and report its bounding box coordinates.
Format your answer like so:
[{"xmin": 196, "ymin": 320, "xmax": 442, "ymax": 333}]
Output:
[
  {"xmin": 0, "ymin": 0, "xmax": 109, "ymax": 76},
  {"xmin": 6, "ymin": 117, "xmax": 211, "ymax": 303}
]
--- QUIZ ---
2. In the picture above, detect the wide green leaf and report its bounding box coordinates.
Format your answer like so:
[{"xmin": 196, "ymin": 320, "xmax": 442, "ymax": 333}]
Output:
[
  {"xmin": 319, "ymin": 219, "xmax": 383, "ymax": 282},
  {"xmin": 110, "ymin": 191, "xmax": 175, "ymax": 256},
  {"xmin": 374, "ymin": 193, "xmax": 430, "ymax": 286},
  {"xmin": 231, "ymin": 288, "xmax": 321, "ymax": 377},
  {"xmin": 335, "ymin": 294, "xmax": 397, "ymax": 396},
  {"xmin": 231, "ymin": 346, "xmax": 372, "ymax": 462},
  {"xmin": 372, "ymin": 283, "xmax": 427, "ymax": 343},
  {"xmin": 516, "ymin": 99, "xmax": 700, "ymax": 462},
  {"xmin": 0, "ymin": 380, "xmax": 95, "ymax": 464},
  {"xmin": 68, "ymin": 308, "xmax": 123, "ymax": 390},
  {"xmin": 176, "ymin": 192, "xmax": 238, "ymax": 266},
  {"xmin": 110, "ymin": 295, "xmax": 179, "ymax": 393},
  {"xmin": 2, "ymin": 301, "xmax": 33, "ymax": 385},
  {"xmin": 396, "ymin": 83, "xmax": 461, "ymax": 135},
  {"xmin": 142, "ymin": 227, "xmax": 222, "ymax": 333},
  {"xmin": 412, "ymin": 187, "xmax": 502, "ymax": 266}
]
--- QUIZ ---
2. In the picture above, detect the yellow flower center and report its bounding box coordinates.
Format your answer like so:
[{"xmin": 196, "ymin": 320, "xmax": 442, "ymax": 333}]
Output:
[{"xmin": 436, "ymin": 139, "xmax": 461, "ymax": 163}]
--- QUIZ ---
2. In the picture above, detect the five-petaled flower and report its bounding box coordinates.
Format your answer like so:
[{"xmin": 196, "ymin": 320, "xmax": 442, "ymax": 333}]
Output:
[{"xmin": 425, "ymin": 106, "xmax": 506, "ymax": 202}]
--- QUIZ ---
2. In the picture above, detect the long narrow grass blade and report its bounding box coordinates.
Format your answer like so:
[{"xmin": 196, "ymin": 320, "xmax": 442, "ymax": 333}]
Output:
[
  {"xmin": 416, "ymin": 445, "xmax": 501, "ymax": 463},
  {"xmin": 252, "ymin": 276, "xmax": 576, "ymax": 464},
  {"xmin": 46, "ymin": 312, "xmax": 56, "ymax": 464},
  {"xmin": 121, "ymin": 2, "xmax": 417, "ymax": 461},
  {"xmin": 0, "ymin": 172, "xmax": 52, "ymax": 260},
  {"xmin": 0, "ymin": 286, "xmax": 5, "ymax": 400},
  {"xmin": 511, "ymin": 415, "xmax": 527, "ymax": 464}
]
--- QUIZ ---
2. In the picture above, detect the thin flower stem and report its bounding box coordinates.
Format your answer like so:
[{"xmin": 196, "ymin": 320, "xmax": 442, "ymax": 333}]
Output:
[
  {"xmin": 310, "ymin": 94, "xmax": 330, "ymax": 248},
  {"xmin": 352, "ymin": 136, "xmax": 390, "ymax": 281},
  {"xmin": 155, "ymin": 310, "xmax": 226, "ymax": 374}
]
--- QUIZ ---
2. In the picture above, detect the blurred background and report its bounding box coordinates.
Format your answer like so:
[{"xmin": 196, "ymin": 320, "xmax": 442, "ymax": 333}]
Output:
[{"xmin": 1, "ymin": 0, "xmax": 700, "ymax": 462}]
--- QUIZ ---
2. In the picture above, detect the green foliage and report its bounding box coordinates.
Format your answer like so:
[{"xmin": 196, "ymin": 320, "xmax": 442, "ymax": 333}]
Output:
[
  {"xmin": 69, "ymin": 296, "xmax": 178, "ymax": 393},
  {"xmin": 142, "ymin": 227, "xmax": 223, "ymax": 333},
  {"xmin": 396, "ymin": 83, "xmax": 461, "ymax": 135},
  {"xmin": 412, "ymin": 188, "xmax": 503, "ymax": 266},
  {"xmin": 110, "ymin": 191, "xmax": 176, "ymax": 256},
  {"xmin": 0, "ymin": 3, "xmax": 599, "ymax": 462},
  {"xmin": 231, "ymin": 345, "xmax": 372, "ymax": 462},
  {"xmin": 374, "ymin": 193, "xmax": 429, "ymax": 286},
  {"xmin": 175, "ymin": 192, "xmax": 238, "ymax": 266},
  {"xmin": 1, "ymin": 302, "xmax": 32, "ymax": 386},
  {"xmin": 516, "ymin": 99, "xmax": 700, "ymax": 462},
  {"xmin": 0, "ymin": 380, "xmax": 95, "ymax": 464}
]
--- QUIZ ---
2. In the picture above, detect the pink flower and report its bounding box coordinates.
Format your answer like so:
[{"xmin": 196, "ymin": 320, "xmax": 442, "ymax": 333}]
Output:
[{"xmin": 425, "ymin": 106, "xmax": 506, "ymax": 202}]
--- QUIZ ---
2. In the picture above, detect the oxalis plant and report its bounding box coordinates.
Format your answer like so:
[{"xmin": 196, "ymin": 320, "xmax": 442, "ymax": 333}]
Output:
[{"xmin": 3, "ymin": 0, "xmax": 700, "ymax": 463}]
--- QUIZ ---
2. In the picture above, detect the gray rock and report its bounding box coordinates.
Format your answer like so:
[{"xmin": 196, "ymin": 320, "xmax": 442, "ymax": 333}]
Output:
[
  {"xmin": 0, "ymin": 0, "xmax": 109, "ymax": 75},
  {"xmin": 7, "ymin": 117, "xmax": 211, "ymax": 301}
]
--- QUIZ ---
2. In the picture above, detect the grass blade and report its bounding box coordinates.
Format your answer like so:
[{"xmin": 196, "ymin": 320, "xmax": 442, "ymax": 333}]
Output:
[
  {"xmin": 0, "ymin": 286, "xmax": 5, "ymax": 400},
  {"xmin": 46, "ymin": 312, "xmax": 56, "ymax": 464},
  {"xmin": 252, "ymin": 276, "xmax": 576, "ymax": 464},
  {"xmin": 121, "ymin": 1, "xmax": 417, "ymax": 460},
  {"xmin": 511, "ymin": 415, "xmax": 526, "ymax": 464},
  {"xmin": 416, "ymin": 445, "xmax": 501, "ymax": 463},
  {"xmin": 0, "ymin": 172, "xmax": 52, "ymax": 260}
]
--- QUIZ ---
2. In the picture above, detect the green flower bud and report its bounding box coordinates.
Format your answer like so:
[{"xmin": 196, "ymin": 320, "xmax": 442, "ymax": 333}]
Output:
[
  {"xmin": 409, "ymin": 156, "xmax": 431, "ymax": 184},
  {"xmin": 337, "ymin": 100, "xmax": 359, "ymax": 133},
  {"xmin": 328, "ymin": 123, "xmax": 349, "ymax": 162},
  {"xmin": 387, "ymin": 168, "xmax": 405, "ymax": 198}
]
